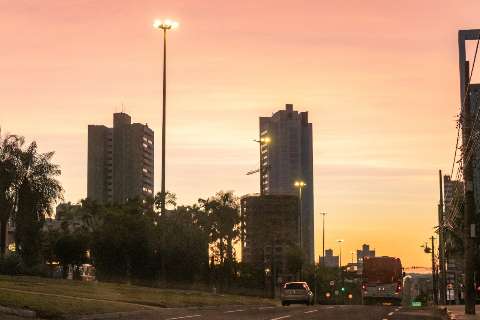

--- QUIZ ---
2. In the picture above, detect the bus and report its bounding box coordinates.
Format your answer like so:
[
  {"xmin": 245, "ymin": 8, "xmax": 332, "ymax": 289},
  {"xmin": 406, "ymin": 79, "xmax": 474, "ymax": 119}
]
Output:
[{"xmin": 362, "ymin": 256, "xmax": 403, "ymax": 305}]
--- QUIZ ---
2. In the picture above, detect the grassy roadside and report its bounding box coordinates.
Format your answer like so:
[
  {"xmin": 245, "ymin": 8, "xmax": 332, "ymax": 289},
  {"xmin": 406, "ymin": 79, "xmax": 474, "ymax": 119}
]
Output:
[{"xmin": 0, "ymin": 275, "xmax": 274, "ymax": 318}]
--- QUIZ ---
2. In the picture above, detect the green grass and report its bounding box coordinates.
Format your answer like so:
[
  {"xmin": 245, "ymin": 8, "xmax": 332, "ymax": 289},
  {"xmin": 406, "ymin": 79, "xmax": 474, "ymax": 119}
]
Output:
[{"xmin": 0, "ymin": 275, "xmax": 274, "ymax": 318}]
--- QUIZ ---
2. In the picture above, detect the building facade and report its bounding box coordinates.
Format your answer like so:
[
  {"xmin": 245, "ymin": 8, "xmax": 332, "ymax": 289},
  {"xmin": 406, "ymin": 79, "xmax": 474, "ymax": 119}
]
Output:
[
  {"xmin": 241, "ymin": 194, "xmax": 299, "ymax": 281},
  {"xmin": 320, "ymin": 249, "xmax": 339, "ymax": 268},
  {"xmin": 87, "ymin": 113, "xmax": 154, "ymax": 204},
  {"xmin": 443, "ymin": 175, "xmax": 463, "ymax": 216},
  {"xmin": 357, "ymin": 244, "xmax": 375, "ymax": 264},
  {"xmin": 259, "ymin": 104, "xmax": 314, "ymax": 263}
]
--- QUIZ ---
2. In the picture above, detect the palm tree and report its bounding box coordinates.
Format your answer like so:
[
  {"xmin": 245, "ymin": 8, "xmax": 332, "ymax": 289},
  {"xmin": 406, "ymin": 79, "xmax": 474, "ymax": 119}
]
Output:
[
  {"xmin": 0, "ymin": 130, "xmax": 24, "ymax": 256},
  {"xmin": 14, "ymin": 141, "xmax": 63, "ymax": 266}
]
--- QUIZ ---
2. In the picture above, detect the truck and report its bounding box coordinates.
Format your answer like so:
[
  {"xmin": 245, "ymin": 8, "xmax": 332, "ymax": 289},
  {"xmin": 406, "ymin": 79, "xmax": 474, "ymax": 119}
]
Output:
[{"xmin": 362, "ymin": 256, "xmax": 403, "ymax": 305}]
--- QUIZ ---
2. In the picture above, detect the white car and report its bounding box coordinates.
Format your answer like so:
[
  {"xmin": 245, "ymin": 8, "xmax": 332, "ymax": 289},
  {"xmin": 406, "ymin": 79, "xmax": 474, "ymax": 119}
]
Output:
[{"xmin": 281, "ymin": 282, "xmax": 314, "ymax": 306}]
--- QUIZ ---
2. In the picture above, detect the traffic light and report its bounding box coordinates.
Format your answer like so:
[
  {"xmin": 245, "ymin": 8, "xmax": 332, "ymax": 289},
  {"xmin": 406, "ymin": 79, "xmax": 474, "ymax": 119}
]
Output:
[{"xmin": 341, "ymin": 287, "xmax": 345, "ymax": 293}]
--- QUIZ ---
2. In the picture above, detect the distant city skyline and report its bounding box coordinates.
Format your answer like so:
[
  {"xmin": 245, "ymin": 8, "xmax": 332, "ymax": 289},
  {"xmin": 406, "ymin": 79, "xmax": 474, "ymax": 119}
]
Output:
[{"xmin": 4, "ymin": 0, "xmax": 480, "ymax": 268}]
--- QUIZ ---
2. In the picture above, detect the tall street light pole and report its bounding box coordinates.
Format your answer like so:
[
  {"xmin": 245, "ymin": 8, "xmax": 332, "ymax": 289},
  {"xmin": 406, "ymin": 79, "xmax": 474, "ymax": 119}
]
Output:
[
  {"xmin": 337, "ymin": 239, "xmax": 344, "ymax": 267},
  {"xmin": 294, "ymin": 180, "xmax": 306, "ymax": 280},
  {"xmin": 320, "ymin": 212, "xmax": 327, "ymax": 265},
  {"xmin": 294, "ymin": 181, "xmax": 306, "ymax": 249},
  {"xmin": 154, "ymin": 18, "xmax": 178, "ymax": 215}
]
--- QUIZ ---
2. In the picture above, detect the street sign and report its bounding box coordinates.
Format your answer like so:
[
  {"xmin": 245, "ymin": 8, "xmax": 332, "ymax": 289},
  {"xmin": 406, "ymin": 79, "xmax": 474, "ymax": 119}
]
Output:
[{"xmin": 411, "ymin": 301, "xmax": 422, "ymax": 307}]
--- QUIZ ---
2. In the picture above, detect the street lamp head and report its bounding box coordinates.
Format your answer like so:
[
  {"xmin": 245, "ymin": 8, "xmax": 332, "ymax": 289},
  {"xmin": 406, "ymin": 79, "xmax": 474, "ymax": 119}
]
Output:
[
  {"xmin": 153, "ymin": 18, "xmax": 179, "ymax": 30},
  {"xmin": 294, "ymin": 180, "xmax": 306, "ymax": 188},
  {"xmin": 260, "ymin": 136, "xmax": 271, "ymax": 144}
]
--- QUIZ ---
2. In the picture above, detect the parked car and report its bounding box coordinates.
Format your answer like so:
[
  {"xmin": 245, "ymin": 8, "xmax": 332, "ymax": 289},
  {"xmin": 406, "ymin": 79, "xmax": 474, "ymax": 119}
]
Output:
[{"xmin": 281, "ymin": 282, "xmax": 314, "ymax": 306}]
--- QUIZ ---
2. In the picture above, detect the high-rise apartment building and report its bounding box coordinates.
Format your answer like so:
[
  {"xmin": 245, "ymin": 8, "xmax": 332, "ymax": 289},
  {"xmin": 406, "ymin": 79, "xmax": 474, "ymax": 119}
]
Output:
[
  {"xmin": 240, "ymin": 194, "xmax": 299, "ymax": 281},
  {"xmin": 259, "ymin": 104, "xmax": 314, "ymax": 263},
  {"xmin": 87, "ymin": 113, "xmax": 154, "ymax": 204}
]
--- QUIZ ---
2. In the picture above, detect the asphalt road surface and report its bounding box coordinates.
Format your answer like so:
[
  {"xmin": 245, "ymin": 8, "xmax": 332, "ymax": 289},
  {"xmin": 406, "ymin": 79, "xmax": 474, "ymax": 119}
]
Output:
[{"xmin": 112, "ymin": 304, "xmax": 440, "ymax": 320}]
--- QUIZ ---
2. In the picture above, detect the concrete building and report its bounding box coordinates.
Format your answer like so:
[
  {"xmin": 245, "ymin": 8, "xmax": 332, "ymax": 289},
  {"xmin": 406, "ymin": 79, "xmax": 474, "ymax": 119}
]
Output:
[
  {"xmin": 443, "ymin": 175, "xmax": 463, "ymax": 216},
  {"xmin": 320, "ymin": 249, "xmax": 339, "ymax": 268},
  {"xmin": 357, "ymin": 244, "xmax": 375, "ymax": 264},
  {"xmin": 88, "ymin": 113, "xmax": 154, "ymax": 204},
  {"xmin": 241, "ymin": 194, "xmax": 299, "ymax": 281},
  {"xmin": 259, "ymin": 104, "xmax": 314, "ymax": 263}
]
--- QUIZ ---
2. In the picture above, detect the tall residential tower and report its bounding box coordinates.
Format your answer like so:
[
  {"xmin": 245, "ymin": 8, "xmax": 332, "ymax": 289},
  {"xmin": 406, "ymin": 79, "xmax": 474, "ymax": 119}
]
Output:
[
  {"xmin": 87, "ymin": 112, "xmax": 154, "ymax": 204},
  {"xmin": 259, "ymin": 104, "xmax": 314, "ymax": 263}
]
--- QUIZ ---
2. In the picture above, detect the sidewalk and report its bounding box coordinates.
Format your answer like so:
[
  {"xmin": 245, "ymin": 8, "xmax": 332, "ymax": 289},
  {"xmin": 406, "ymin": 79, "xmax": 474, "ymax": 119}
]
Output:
[{"xmin": 444, "ymin": 305, "xmax": 480, "ymax": 319}]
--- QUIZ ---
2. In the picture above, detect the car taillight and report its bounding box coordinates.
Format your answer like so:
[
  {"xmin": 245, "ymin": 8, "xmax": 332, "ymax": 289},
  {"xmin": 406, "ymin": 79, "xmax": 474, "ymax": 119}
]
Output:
[{"xmin": 396, "ymin": 283, "xmax": 402, "ymax": 292}]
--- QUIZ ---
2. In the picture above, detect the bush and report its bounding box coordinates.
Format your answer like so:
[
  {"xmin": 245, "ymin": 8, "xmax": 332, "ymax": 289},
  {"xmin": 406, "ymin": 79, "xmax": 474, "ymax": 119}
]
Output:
[
  {"xmin": 21, "ymin": 263, "xmax": 50, "ymax": 277},
  {"xmin": 0, "ymin": 253, "xmax": 22, "ymax": 275}
]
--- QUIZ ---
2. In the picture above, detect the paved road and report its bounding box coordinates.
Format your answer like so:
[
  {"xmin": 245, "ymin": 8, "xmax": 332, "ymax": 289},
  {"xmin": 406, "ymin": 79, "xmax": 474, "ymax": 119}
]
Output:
[{"xmin": 102, "ymin": 304, "xmax": 440, "ymax": 320}]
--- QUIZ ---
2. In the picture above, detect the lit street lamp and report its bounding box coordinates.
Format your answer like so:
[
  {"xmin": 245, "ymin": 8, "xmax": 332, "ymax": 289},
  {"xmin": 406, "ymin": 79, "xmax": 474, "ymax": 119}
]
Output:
[
  {"xmin": 294, "ymin": 180, "xmax": 306, "ymax": 248},
  {"xmin": 153, "ymin": 18, "xmax": 179, "ymax": 215},
  {"xmin": 337, "ymin": 239, "xmax": 344, "ymax": 267}
]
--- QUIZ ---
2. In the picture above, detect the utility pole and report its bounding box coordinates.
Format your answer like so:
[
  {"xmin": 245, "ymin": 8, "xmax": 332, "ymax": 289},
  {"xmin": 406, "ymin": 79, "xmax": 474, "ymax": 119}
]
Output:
[
  {"xmin": 462, "ymin": 61, "xmax": 477, "ymax": 315},
  {"xmin": 431, "ymin": 236, "xmax": 439, "ymax": 305},
  {"xmin": 438, "ymin": 170, "xmax": 447, "ymax": 305}
]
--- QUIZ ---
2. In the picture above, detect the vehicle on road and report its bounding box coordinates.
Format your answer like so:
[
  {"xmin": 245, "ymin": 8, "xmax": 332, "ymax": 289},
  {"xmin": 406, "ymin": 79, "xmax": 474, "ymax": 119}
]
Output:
[
  {"xmin": 281, "ymin": 281, "xmax": 314, "ymax": 306},
  {"xmin": 362, "ymin": 256, "xmax": 403, "ymax": 306}
]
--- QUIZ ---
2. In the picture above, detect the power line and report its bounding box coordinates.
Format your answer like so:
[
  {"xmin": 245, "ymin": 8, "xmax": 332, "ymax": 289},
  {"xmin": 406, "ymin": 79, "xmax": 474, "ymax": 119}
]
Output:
[{"xmin": 449, "ymin": 37, "xmax": 480, "ymax": 179}]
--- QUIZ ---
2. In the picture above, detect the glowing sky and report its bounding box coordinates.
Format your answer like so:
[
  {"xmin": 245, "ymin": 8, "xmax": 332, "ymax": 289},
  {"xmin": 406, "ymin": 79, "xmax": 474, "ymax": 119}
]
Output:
[{"xmin": 2, "ymin": 0, "xmax": 480, "ymax": 269}]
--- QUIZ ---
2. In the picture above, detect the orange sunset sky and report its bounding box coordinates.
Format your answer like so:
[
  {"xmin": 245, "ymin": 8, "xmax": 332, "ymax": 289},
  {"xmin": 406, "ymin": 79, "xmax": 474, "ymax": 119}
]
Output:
[{"xmin": 2, "ymin": 0, "xmax": 480, "ymax": 269}]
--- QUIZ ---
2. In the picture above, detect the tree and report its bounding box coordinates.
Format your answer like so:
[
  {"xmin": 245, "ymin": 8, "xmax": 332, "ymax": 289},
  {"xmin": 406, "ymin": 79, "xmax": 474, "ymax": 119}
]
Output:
[
  {"xmin": 91, "ymin": 200, "xmax": 156, "ymax": 281},
  {"xmin": 54, "ymin": 232, "xmax": 89, "ymax": 279},
  {"xmin": 0, "ymin": 131, "xmax": 24, "ymax": 256},
  {"xmin": 199, "ymin": 191, "xmax": 240, "ymax": 288},
  {"xmin": 285, "ymin": 245, "xmax": 305, "ymax": 275},
  {"xmin": 14, "ymin": 141, "xmax": 63, "ymax": 266},
  {"xmin": 155, "ymin": 205, "xmax": 209, "ymax": 282}
]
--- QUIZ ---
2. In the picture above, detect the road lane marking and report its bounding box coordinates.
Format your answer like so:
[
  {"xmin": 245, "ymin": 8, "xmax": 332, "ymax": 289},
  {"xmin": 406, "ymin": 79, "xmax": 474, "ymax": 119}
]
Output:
[
  {"xmin": 224, "ymin": 309, "xmax": 245, "ymax": 313},
  {"xmin": 259, "ymin": 306, "xmax": 275, "ymax": 310},
  {"xmin": 395, "ymin": 308, "xmax": 400, "ymax": 312},
  {"xmin": 271, "ymin": 316, "xmax": 291, "ymax": 320},
  {"xmin": 388, "ymin": 312, "xmax": 394, "ymax": 316},
  {"xmin": 326, "ymin": 306, "xmax": 334, "ymax": 309},
  {"xmin": 304, "ymin": 309, "xmax": 318, "ymax": 314},
  {"xmin": 166, "ymin": 315, "xmax": 201, "ymax": 320}
]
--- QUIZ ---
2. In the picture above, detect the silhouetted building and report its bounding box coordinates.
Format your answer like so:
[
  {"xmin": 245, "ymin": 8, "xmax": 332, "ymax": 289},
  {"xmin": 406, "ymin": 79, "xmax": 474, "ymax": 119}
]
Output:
[
  {"xmin": 241, "ymin": 194, "xmax": 299, "ymax": 281},
  {"xmin": 320, "ymin": 249, "xmax": 339, "ymax": 268},
  {"xmin": 259, "ymin": 104, "xmax": 314, "ymax": 263},
  {"xmin": 468, "ymin": 84, "xmax": 480, "ymax": 218},
  {"xmin": 357, "ymin": 244, "xmax": 375, "ymax": 264},
  {"xmin": 88, "ymin": 113, "xmax": 154, "ymax": 204}
]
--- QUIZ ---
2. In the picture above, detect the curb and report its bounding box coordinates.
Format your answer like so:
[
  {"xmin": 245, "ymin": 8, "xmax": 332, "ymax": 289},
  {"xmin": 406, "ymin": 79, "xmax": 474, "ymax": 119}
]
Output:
[
  {"xmin": 74, "ymin": 310, "xmax": 162, "ymax": 320},
  {"xmin": 0, "ymin": 305, "xmax": 36, "ymax": 318}
]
